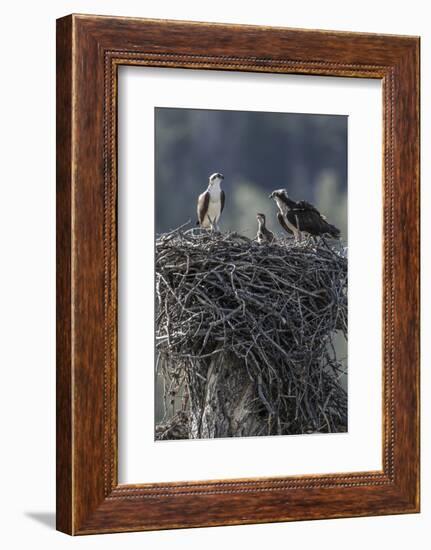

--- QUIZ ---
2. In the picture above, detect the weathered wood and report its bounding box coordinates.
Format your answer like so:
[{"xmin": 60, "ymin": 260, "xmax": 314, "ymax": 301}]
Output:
[{"xmin": 189, "ymin": 353, "xmax": 261, "ymax": 439}]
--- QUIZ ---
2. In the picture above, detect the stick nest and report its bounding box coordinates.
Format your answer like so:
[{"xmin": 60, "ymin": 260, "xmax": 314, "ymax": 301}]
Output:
[{"xmin": 156, "ymin": 226, "xmax": 348, "ymax": 437}]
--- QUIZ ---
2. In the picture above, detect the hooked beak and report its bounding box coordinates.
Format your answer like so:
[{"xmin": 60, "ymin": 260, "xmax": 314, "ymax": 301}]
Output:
[{"xmin": 269, "ymin": 192, "xmax": 274, "ymax": 199}]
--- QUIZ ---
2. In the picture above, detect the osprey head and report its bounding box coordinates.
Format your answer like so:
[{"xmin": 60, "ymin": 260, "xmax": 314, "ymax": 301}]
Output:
[
  {"xmin": 256, "ymin": 212, "xmax": 266, "ymax": 223},
  {"xmin": 269, "ymin": 188, "xmax": 288, "ymax": 200},
  {"xmin": 209, "ymin": 172, "xmax": 224, "ymax": 186}
]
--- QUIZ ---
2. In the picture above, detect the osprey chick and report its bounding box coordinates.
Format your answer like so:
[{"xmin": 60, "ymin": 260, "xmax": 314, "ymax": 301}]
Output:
[
  {"xmin": 256, "ymin": 213, "xmax": 275, "ymax": 244},
  {"xmin": 197, "ymin": 173, "xmax": 225, "ymax": 230},
  {"xmin": 269, "ymin": 189, "xmax": 340, "ymax": 242}
]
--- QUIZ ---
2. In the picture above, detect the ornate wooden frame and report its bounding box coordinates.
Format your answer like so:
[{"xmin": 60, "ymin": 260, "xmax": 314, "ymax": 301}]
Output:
[{"xmin": 56, "ymin": 14, "xmax": 420, "ymax": 535}]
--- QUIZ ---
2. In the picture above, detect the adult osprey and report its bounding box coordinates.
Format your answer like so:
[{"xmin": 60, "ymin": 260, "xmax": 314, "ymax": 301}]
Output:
[
  {"xmin": 269, "ymin": 188, "xmax": 340, "ymax": 241},
  {"xmin": 196, "ymin": 173, "xmax": 225, "ymax": 230},
  {"xmin": 256, "ymin": 213, "xmax": 275, "ymax": 244}
]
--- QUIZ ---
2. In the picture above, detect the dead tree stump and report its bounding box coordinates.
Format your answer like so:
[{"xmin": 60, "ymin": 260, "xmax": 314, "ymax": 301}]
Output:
[{"xmin": 187, "ymin": 352, "xmax": 264, "ymax": 439}]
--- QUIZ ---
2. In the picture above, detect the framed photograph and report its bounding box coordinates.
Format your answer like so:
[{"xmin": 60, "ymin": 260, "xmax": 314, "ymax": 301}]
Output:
[{"xmin": 56, "ymin": 14, "xmax": 420, "ymax": 534}]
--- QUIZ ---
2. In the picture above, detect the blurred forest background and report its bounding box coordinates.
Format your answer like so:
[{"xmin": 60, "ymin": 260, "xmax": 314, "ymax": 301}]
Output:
[{"xmin": 155, "ymin": 107, "xmax": 347, "ymax": 240}]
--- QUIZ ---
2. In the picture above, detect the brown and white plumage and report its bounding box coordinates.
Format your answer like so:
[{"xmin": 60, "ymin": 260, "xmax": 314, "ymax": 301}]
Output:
[
  {"xmin": 269, "ymin": 188, "xmax": 340, "ymax": 241},
  {"xmin": 276, "ymin": 212, "xmax": 293, "ymax": 236},
  {"xmin": 256, "ymin": 213, "xmax": 275, "ymax": 244},
  {"xmin": 197, "ymin": 173, "xmax": 225, "ymax": 230}
]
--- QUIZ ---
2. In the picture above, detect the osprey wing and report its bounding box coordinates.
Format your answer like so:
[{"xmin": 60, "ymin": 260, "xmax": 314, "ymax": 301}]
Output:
[
  {"xmin": 296, "ymin": 200, "xmax": 320, "ymax": 214},
  {"xmin": 277, "ymin": 212, "xmax": 294, "ymax": 235},
  {"xmin": 289, "ymin": 208, "xmax": 340, "ymax": 238},
  {"xmin": 197, "ymin": 191, "xmax": 210, "ymax": 226},
  {"xmin": 264, "ymin": 227, "xmax": 275, "ymax": 242},
  {"xmin": 220, "ymin": 190, "xmax": 225, "ymax": 214}
]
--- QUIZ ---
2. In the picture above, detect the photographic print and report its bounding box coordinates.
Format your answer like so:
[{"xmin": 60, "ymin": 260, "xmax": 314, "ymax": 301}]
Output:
[{"xmin": 155, "ymin": 107, "xmax": 348, "ymax": 441}]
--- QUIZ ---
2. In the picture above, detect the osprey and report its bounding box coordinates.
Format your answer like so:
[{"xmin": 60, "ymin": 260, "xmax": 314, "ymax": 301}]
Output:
[
  {"xmin": 196, "ymin": 173, "xmax": 225, "ymax": 230},
  {"xmin": 269, "ymin": 189, "xmax": 340, "ymax": 241},
  {"xmin": 256, "ymin": 213, "xmax": 275, "ymax": 244}
]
